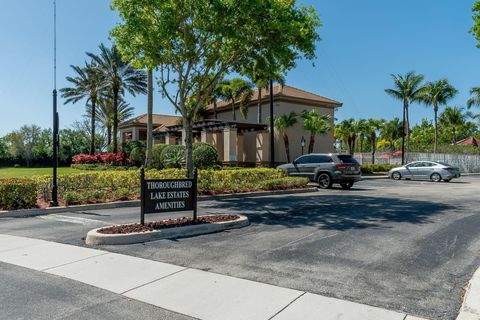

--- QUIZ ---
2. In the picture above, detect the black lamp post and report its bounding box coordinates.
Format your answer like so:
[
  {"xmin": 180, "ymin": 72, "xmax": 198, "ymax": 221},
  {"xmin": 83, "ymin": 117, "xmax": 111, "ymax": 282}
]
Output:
[
  {"xmin": 269, "ymin": 79, "xmax": 275, "ymax": 168},
  {"xmin": 51, "ymin": 0, "xmax": 59, "ymax": 206},
  {"xmin": 301, "ymin": 136, "xmax": 306, "ymax": 155}
]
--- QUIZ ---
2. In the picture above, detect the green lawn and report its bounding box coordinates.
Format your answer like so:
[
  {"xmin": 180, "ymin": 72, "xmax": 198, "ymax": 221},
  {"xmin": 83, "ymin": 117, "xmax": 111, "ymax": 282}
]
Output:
[{"xmin": 0, "ymin": 167, "xmax": 85, "ymax": 179}]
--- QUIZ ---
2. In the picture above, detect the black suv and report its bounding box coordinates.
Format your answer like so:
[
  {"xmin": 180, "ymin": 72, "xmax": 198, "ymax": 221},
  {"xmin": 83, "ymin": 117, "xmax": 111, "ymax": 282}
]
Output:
[{"xmin": 277, "ymin": 153, "xmax": 361, "ymax": 189}]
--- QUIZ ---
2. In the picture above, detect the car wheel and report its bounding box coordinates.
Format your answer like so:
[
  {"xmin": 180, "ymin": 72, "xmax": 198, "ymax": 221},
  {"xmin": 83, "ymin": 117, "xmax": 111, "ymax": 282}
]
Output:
[
  {"xmin": 317, "ymin": 173, "xmax": 333, "ymax": 189},
  {"xmin": 430, "ymin": 173, "xmax": 442, "ymax": 182},
  {"xmin": 391, "ymin": 171, "xmax": 402, "ymax": 180},
  {"xmin": 340, "ymin": 182, "xmax": 354, "ymax": 189}
]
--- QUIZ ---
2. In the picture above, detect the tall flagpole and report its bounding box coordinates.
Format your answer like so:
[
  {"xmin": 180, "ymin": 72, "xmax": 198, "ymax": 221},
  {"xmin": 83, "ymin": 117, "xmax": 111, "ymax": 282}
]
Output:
[{"xmin": 51, "ymin": 0, "xmax": 59, "ymax": 206}]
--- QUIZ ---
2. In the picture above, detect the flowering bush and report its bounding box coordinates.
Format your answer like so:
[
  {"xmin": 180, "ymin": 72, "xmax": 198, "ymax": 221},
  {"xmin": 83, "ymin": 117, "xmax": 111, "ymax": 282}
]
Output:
[{"xmin": 72, "ymin": 152, "xmax": 129, "ymax": 166}]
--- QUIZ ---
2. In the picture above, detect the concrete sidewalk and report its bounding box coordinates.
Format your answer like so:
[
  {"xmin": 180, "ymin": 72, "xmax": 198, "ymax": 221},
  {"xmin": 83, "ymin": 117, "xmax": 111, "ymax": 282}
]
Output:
[{"xmin": 0, "ymin": 234, "xmax": 427, "ymax": 320}]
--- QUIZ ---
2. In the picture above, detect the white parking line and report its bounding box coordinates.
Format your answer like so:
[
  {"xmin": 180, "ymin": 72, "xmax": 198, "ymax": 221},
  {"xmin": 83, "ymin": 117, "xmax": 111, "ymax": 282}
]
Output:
[{"xmin": 38, "ymin": 214, "xmax": 110, "ymax": 226}]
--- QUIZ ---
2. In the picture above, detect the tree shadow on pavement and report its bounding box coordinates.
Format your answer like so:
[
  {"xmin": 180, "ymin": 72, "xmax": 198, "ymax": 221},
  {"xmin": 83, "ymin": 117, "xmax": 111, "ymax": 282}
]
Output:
[{"xmin": 203, "ymin": 194, "xmax": 454, "ymax": 231}]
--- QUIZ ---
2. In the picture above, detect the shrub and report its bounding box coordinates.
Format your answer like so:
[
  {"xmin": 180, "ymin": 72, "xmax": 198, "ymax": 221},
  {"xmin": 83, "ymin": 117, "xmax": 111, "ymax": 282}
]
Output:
[
  {"xmin": 64, "ymin": 191, "xmax": 81, "ymax": 206},
  {"xmin": 192, "ymin": 143, "xmax": 218, "ymax": 168},
  {"xmin": 122, "ymin": 140, "xmax": 146, "ymax": 157},
  {"xmin": 160, "ymin": 145, "xmax": 186, "ymax": 168},
  {"xmin": 71, "ymin": 164, "xmax": 135, "ymax": 171},
  {"xmin": 361, "ymin": 164, "xmax": 399, "ymax": 174},
  {"xmin": 0, "ymin": 179, "xmax": 37, "ymax": 210},
  {"xmin": 129, "ymin": 147, "xmax": 146, "ymax": 165},
  {"xmin": 72, "ymin": 152, "xmax": 129, "ymax": 166},
  {"xmin": 260, "ymin": 177, "xmax": 309, "ymax": 190},
  {"xmin": 151, "ymin": 144, "xmax": 169, "ymax": 169}
]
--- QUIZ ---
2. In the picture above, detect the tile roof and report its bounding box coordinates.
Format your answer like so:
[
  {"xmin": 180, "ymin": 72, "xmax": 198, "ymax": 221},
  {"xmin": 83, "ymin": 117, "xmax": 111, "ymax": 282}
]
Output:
[
  {"xmin": 119, "ymin": 114, "xmax": 181, "ymax": 129},
  {"xmin": 456, "ymin": 136, "xmax": 480, "ymax": 146},
  {"xmin": 208, "ymin": 84, "xmax": 342, "ymax": 111}
]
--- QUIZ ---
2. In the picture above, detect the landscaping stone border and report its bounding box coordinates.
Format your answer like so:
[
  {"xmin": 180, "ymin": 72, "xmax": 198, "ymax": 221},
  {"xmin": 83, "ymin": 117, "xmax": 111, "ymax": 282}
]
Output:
[
  {"xmin": 456, "ymin": 267, "xmax": 480, "ymax": 320},
  {"xmin": 0, "ymin": 188, "xmax": 317, "ymax": 218},
  {"xmin": 85, "ymin": 214, "xmax": 250, "ymax": 245}
]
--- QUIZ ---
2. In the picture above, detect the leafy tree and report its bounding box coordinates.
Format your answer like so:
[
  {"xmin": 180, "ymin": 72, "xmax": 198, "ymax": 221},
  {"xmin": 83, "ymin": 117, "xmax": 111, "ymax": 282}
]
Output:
[
  {"xmin": 274, "ymin": 112, "xmax": 297, "ymax": 163},
  {"xmin": 409, "ymin": 119, "xmax": 435, "ymax": 151},
  {"xmin": 385, "ymin": 72, "xmax": 425, "ymax": 162},
  {"xmin": 59, "ymin": 129, "xmax": 91, "ymax": 163},
  {"xmin": 302, "ymin": 110, "xmax": 332, "ymax": 154},
  {"xmin": 440, "ymin": 107, "xmax": 466, "ymax": 144},
  {"xmin": 219, "ymin": 78, "xmax": 254, "ymax": 121},
  {"xmin": 334, "ymin": 118, "xmax": 359, "ymax": 155},
  {"xmin": 5, "ymin": 125, "xmax": 42, "ymax": 167},
  {"xmin": 111, "ymin": 0, "xmax": 320, "ymax": 178},
  {"xmin": 471, "ymin": 1, "xmax": 480, "ymax": 47},
  {"xmin": 87, "ymin": 44, "xmax": 147, "ymax": 153},
  {"xmin": 60, "ymin": 62, "xmax": 105, "ymax": 155},
  {"xmin": 421, "ymin": 79, "xmax": 457, "ymax": 153}
]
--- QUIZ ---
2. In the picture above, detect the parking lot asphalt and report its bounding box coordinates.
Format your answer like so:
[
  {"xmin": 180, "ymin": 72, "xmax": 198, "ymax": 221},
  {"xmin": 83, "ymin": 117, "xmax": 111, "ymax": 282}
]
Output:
[{"xmin": 0, "ymin": 177, "xmax": 479, "ymax": 320}]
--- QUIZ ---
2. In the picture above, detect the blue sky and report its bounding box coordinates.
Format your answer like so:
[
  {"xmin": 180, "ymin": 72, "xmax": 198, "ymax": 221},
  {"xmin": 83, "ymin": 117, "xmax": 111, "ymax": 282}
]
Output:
[{"xmin": 0, "ymin": 0, "xmax": 479, "ymax": 136}]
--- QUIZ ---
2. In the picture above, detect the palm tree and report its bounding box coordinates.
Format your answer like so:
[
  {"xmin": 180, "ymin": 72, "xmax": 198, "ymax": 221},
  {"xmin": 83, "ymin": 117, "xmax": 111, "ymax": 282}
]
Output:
[
  {"xmin": 334, "ymin": 119, "xmax": 359, "ymax": 155},
  {"xmin": 274, "ymin": 112, "xmax": 297, "ymax": 162},
  {"xmin": 302, "ymin": 110, "xmax": 332, "ymax": 154},
  {"xmin": 467, "ymin": 87, "xmax": 480, "ymax": 109},
  {"xmin": 87, "ymin": 44, "xmax": 147, "ymax": 152},
  {"xmin": 219, "ymin": 78, "xmax": 254, "ymax": 121},
  {"xmin": 440, "ymin": 107, "xmax": 465, "ymax": 144},
  {"xmin": 385, "ymin": 71, "xmax": 425, "ymax": 163},
  {"xmin": 60, "ymin": 62, "xmax": 104, "ymax": 155},
  {"xmin": 379, "ymin": 118, "xmax": 403, "ymax": 151},
  {"xmin": 421, "ymin": 79, "xmax": 458, "ymax": 153},
  {"xmin": 95, "ymin": 95, "xmax": 134, "ymax": 148},
  {"xmin": 364, "ymin": 119, "xmax": 385, "ymax": 164}
]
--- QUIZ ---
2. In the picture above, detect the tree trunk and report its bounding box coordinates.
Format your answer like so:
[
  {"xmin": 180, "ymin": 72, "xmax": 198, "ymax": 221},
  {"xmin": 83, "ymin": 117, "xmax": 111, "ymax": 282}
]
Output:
[
  {"xmin": 112, "ymin": 89, "xmax": 119, "ymax": 153},
  {"xmin": 283, "ymin": 133, "xmax": 290, "ymax": 163},
  {"xmin": 371, "ymin": 134, "xmax": 377, "ymax": 164},
  {"xmin": 231, "ymin": 100, "xmax": 236, "ymax": 121},
  {"xmin": 90, "ymin": 99, "xmax": 96, "ymax": 155},
  {"xmin": 308, "ymin": 133, "xmax": 315, "ymax": 154},
  {"xmin": 452, "ymin": 128, "xmax": 457, "ymax": 145},
  {"xmin": 434, "ymin": 104, "xmax": 438, "ymax": 154},
  {"xmin": 145, "ymin": 69, "xmax": 154, "ymax": 168},
  {"xmin": 257, "ymin": 87, "xmax": 262, "ymax": 123},
  {"xmin": 183, "ymin": 116, "xmax": 194, "ymax": 178},
  {"xmin": 213, "ymin": 100, "xmax": 218, "ymax": 119},
  {"xmin": 107, "ymin": 125, "xmax": 112, "ymax": 148},
  {"xmin": 405, "ymin": 101, "xmax": 410, "ymax": 162}
]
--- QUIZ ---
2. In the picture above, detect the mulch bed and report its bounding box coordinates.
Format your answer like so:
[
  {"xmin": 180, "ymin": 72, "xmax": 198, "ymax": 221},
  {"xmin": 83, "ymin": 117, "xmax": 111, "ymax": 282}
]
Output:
[{"xmin": 98, "ymin": 214, "xmax": 240, "ymax": 234}]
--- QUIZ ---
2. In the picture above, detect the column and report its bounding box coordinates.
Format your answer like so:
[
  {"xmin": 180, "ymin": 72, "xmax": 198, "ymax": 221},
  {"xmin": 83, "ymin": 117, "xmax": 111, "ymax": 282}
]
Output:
[
  {"xmin": 165, "ymin": 133, "xmax": 177, "ymax": 145},
  {"xmin": 201, "ymin": 131, "xmax": 214, "ymax": 144},
  {"xmin": 131, "ymin": 128, "xmax": 138, "ymax": 141},
  {"xmin": 223, "ymin": 127, "xmax": 238, "ymax": 162},
  {"xmin": 237, "ymin": 133, "xmax": 244, "ymax": 163},
  {"xmin": 256, "ymin": 131, "xmax": 270, "ymax": 163}
]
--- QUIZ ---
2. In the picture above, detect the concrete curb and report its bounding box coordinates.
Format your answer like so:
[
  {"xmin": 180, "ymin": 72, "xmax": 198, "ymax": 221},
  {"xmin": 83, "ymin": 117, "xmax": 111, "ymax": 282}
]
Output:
[
  {"xmin": 361, "ymin": 175, "xmax": 388, "ymax": 180},
  {"xmin": 0, "ymin": 188, "xmax": 317, "ymax": 219},
  {"xmin": 456, "ymin": 267, "xmax": 480, "ymax": 320},
  {"xmin": 85, "ymin": 214, "xmax": 250, "ymax": 245}
]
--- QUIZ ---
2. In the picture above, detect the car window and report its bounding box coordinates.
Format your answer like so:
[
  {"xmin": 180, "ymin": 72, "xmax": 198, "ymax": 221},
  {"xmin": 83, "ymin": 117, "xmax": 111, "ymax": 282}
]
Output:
[
  {"xmin": 423, "ymin": 162, "xmax": 434, "ymax": 167},
  {"xmin": 313, "ymin": 155, "xmax": 333, "ymax": 163},
  {"xmin": 295, "ymin": 156, "xmax": 310, "ymax": 164},
  {"xmin": 407, "ymin": 162, "xmax": 421, "ymax": 168},
  {"xmin": 337, "ymin": 155, "xmax": 358, "ymax": 164}
]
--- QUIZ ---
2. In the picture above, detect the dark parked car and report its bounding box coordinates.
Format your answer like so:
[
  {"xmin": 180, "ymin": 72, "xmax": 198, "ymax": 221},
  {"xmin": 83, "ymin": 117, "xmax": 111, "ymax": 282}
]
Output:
[{"xmin": 277, "ymin": 153, "xmax": 361, "ymax": 189}]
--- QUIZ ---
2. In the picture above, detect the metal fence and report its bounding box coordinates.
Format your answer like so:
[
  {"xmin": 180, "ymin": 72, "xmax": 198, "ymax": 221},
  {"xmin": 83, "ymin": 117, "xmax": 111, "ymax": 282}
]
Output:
[{"xmin": 355, "ymin": 152, "xmax": 480, "ymax": 173}]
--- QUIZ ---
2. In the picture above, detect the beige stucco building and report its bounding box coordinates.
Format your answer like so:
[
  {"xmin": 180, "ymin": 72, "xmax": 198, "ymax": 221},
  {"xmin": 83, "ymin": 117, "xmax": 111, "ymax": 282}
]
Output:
[{"xmin": 120, "ymin": 84, "xmax": 342, "ymax": 165}]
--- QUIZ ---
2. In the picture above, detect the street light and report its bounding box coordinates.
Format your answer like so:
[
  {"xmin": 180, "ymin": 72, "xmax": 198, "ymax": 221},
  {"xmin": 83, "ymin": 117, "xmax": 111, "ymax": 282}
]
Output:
[
  {"xmin": 301, "ymin": 136, "xmax": 306, "ymax": 155},
  {"xmin": 51, "ymin": 0, "xmax": 59, "ymax": 206}
]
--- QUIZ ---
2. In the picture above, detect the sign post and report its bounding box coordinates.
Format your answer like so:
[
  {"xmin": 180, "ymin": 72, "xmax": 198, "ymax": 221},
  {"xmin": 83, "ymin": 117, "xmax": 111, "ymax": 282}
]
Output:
[{"xmin": 140, "ymin": 168, "xmax": 198, "ymax": 225}]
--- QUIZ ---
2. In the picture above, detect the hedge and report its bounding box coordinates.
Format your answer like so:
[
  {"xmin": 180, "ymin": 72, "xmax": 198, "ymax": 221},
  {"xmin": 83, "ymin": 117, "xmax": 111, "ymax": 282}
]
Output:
[
  {"xmin": 0, "ymin": 179, "xmax": 37, "ymax": 210},
  {"xmin": 31, "ymin": 168, "xmax": 305, "ymax": 206},
  {"xmin": 361, "ymin": 164, "xmax": 399, "ymax": 174}
]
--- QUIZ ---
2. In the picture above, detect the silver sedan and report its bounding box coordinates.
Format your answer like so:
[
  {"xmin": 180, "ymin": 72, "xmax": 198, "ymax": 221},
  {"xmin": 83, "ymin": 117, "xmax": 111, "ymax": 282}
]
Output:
[{"xmin": 389, "ymin": 161, "xmax": 461, "ymax": 182}]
